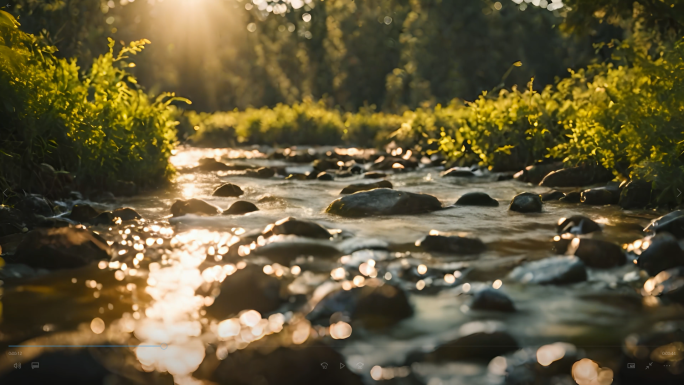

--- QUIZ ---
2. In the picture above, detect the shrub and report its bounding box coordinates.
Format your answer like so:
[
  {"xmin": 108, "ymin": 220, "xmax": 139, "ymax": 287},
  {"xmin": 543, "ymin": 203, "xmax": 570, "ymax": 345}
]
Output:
[{"xmin": 0, "ymin": 10, "xmax": 186, "ymax": 197}]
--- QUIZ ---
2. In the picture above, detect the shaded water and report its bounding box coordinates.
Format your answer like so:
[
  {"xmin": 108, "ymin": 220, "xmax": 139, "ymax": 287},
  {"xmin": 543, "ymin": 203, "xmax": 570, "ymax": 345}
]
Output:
[{"xmin": 1, "ymin": 146, "xmax": 683, "ymax": 385}]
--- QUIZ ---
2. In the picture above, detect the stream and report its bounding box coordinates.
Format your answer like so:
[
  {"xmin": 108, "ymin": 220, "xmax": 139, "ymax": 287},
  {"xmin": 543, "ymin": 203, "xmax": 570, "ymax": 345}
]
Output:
[{"xmin": 1, "ymin": 146, "xmax": 683, "ymax": 385}]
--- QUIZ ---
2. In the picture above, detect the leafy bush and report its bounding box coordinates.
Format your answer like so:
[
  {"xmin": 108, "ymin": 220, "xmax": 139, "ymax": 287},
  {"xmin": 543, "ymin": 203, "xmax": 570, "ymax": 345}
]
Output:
[{"xmin": 0, "ymin": 10, "xmax": 186, "ymax": 197}]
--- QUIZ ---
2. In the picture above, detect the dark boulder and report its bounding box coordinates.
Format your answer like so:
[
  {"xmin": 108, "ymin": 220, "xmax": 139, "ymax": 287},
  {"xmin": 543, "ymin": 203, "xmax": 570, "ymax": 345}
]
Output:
[
  {"xmin": 509, "ymin": 193, "xmax": 542, "ymax": 213},
  {"xmin": 349, "ymin": 164, "xmax": 364, "ymax": 174},
  {"xmin": 263, "ymin": 217, "xmax": 331, "ymax": 239},
  {"xmin": 441, "ymin": 167, "xmax": 476, "ymax": 178},
  {"xmin": 223, "ymin": 201, "xmax": 258, "ymax": 215},
  {"xmin": 647, "ymin": 266, "xmax": 684, "ymax": 304},
  {"xmin": 326, "ymin": 188, "xmax": 442, "ymax": 217},
  {"xmin": 644, "ymin": 210, "xmax": 684, "ymax": 239},
  {"xmin": 91, "ymin": 212, "xmax": 115, "ymax": 225},
  {"xmin": 470, "ymin": 288, "xmax": 516, "ymax": 312},
  {"xmin": 581, "ymin": 188, "xmax": 616, "ymax": 205},
  {"xmin": 206, "ymin": 265, "xmax": 286, "ymax": 319},
  {"xmin": 316, "ymin": 172, "xmax": 334, "ymax": 181},
  {"xmin": 196, "ymin": 158, "xmax": 234, "ymax": 171},
  {"xmin": 212, "ymin": 183, "xmax": 244, "ymax": 197},
  {"xmin": 541, "ymin": 190, "xmax": 565, "ymax": 202},
  {"xmin": 514, "ymin": 162, "xmax": 563, "ymax": 184},
  {"xmin": 637, "ymin": 233, "xmax": 684, "ymax": 276},
  {"xmin": 559, "ymin": 191, "xmax": 582, "ymax": 203},
  {"xmin": 11, "ymin": 227, "xmax": 110, "ymax": 270},
  {"xmin": 68, "ymin": 204, "xmax": 100, "ymax": 223},
  {"xmin": 309, "ymin": 284, "xmax": 413, "ymax": 329},
  {"xmin": 415, "ymin": 234, "xmax": 486, "ymax": 254},
  {"xmin": 286, "ymin": 173, "xmax": 308, "ymax": 180},
  {"xmin": 566, "ymin": 238, "xmax": 626, "ymax": 268},
  {"xmin": 455, "ymin": 192, "xmax": 499, "ymax": 207},
  {"xmin": 112, "ymin": 207, "xmax": 141, "ymax": 221},
  {"xmin": 253, "ymin": 239, "xmax": 342, "ymax": 264},
  {"xmin": 557, "ymin": 215, "xmax": 601, "ymax": 235},
  {"xmin": 371, "ymin": 156, "xmax": 417, "ymax": 171},
  {"xmin": 16, "ymin": 194, "xmax": 53, "ymax": 217},
  {"xmin": 619, "ymin": 180, "xmax": 652, "ymax": 209},
  {"xmin": 425, "ymin": 324, "xmax": 519, "ymax": 361},
  {"xmin": 312, "ymin": 158, "xmax": 339, "ymax": 172},
  {"xmin": 170, "ymin": 199, "xmax": 222, "ymax": 217},
  {"xmin": 340, "ymin": 180, "xmax": 392, "ymax": 194},
  {"xmin": 509, "ymin": 256, "xmax": 587, "ymax": 285},
  {"xmin": 245, "ymin": 167, "xmax": 276, "ymax": 178},
  {"xmin": 207, "ymin": 343, "xmax": 363, "ymax": 385},
  {"xmin": 540, "ymin": 165, "xmax": 614, "ymax": 188},
  {"xmin": 364, "ymin": 171, "xmax": 387, "ymax": 179}
]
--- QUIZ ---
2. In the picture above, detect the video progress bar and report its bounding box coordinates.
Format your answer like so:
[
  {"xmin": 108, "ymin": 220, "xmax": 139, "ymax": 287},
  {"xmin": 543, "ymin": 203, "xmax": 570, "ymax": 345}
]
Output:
[{"xmin": 9, "ymin": 344, "xmax": 168, "ymax": 349}]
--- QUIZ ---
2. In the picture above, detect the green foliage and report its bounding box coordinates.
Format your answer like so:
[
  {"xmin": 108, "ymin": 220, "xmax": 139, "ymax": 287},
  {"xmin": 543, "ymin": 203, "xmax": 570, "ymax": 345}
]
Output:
[
  {"xmin": 187, "ymin": 100, "xmax": 402, "ymax": 147},
  {"xmin": 0, "ymin": 10, "xmax": 186, "ymax": 195}
]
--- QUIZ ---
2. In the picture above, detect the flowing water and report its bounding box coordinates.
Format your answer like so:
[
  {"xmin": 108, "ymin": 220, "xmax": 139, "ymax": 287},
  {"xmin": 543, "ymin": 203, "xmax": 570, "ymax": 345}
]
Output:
[{"xmin": 1, "ymin": 146, "xmax": 683, "ymax": 385}]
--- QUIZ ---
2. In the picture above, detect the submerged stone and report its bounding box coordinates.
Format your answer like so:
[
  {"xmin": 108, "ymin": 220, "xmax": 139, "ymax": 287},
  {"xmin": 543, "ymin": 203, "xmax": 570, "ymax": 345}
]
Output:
[
  {"xmin": 170, "ymin": 198, "xmax": 222, "ymax": 217},
  {"xmin": 263, "ymin": 217, "xmax": 331, "ymax": 239},
  {"xmin": 212, "ymin": 183, "xmax": 244, "ymax": 197},
  {"xmin": 206, "ymin": 265, "xmax": 287, "ymax": 319},
  {"xmin": 309, "ymin": 284, "xmax": 413, "ymax": 329},
  {"xmin": 470, "ymin": 288, "xmax": 516, "ymax": 312},
  {"xmin": 223, "ymin": 201, "xmax": 259, "ymax": 215},
  {"xmin": 340, "ymin": 180, "xmax": 392, "ymax": 194},
  {"xmin": 424, "ymin": 322, "xmax": 519, "ymax": 361},
  {"xmin": 509, "ymin": 256, "xmax": 587, "ymax": 285},
  {"xmin": 509, "ymin": 193, "xmax": 542, "ymax": 213},
  {"xmin": 415, "ymin": 234, "xmax": 486, "ymax": 254},
  {"xmin": 11, "ymin": 227, "xmax": 110, "ymax": 270},
  {"xmin": 326, "ymin": 188, "xmax": 442, "ymax": 217},
  {"xmin": 455, "ymin": 192, "xmax": 499, "ymax": 207}
]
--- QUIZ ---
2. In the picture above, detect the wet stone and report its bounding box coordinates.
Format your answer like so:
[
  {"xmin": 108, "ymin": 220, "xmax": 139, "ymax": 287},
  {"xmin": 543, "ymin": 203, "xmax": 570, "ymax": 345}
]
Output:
[
  {"xmin": 223, "ymin": 201, "xmax": 259, "ymax": 215},
  {"xmin": 253, "ymin": 239, "xmax": 342, "ymax": 264},
  {"xmin": 246, "ymin": 167, "xmax": 276, "ymax": 178},
  {"xmin": 470, "ymin": 288, "xmax": 516, "ymax": 312},
  {"xmin": 263, "ymin": 217, "xmax": 331, "ymax": 239},
  {"xmin": 637, "ymin": 233, "xmax": 684, "ymax": 276},
  {"xmin": 309, "ymin": 284, "xmax": 413, "ymax": 329},
  {"xmin": 364, "ymin": 171, "xmax": 387, "ymax": 179},
  {"xmin": 441, "ymin": 167, "xmax": 476, "ymax": 178},
  {"xmin": 16, "ymin": 194, "xmax": 54, "ymax": 217},
  {"xmin": 316, "ymin": 172, "xmax": 334, "ymax": 181},
  {"xmin": 112, "ymin": 207, "xmax": 141, "ymax": 221},
  {"xmin": 91, "ymin": 212, "xmax": 115, "ymax": 225},
  {"xmin": 541, "ymin": 190, "xmax": 565, "ymax": 202},
  {"xmin": 509, "ymin": 193, "xmax": 542, "ymax": 213},
  {"xmin": 455, "ymin": 191, "xmax": 499, "ymax": 207},
  {"xmin": 423, "ymin": 322, "xmax": 519, "ymax": 362},
  {"xmin": 415, "ymin": 234, "xmax": 486, "ymax": 254},
  {"xmin": 206, "ymin": 265, "xmax": 287, "ymax": 320},
  {"xmin": 326, "ymin": 188, "xmax": 442, "ymax": 217},
  {"xmin": 349, "ymin": 164, "xmax": 364, "ymax": 174},
  {"xmin": 567, "ymin": 238, "xmax": 626, "ymax": 268},
  {"xmin": 619, "ymin": 180, "xmax": 652, "ymax": 209},
  {"xmin": 212, "ymin": 183, "xmax": 244, "ymax": 197},
  {"xmin": 540, "ymin": 165, "xmax": 614, "ymax": 188},
  {"xmin": 68, "ymin": 204, "xmax": 100, "ymax": 223},
  {"xmin": 206, "ymin": 342, "xmax": 363, "ymax": 385},
  {"xmin": 581, "ymin": 188, "xmax": 616, "ymax": 205},
  {"xmin": 196, "ymin": 158, "xmax": 234, "ymax": 171},
  {"xmin": 286, "ymin": 173, "xmax": 308, "ymax": 180},
  {"xmin": 559, "ymin": 191, "xmax": 582, "ymax": 203},
  {"xmin": 340, "ymin": 180, "xmax": 392, "ymax": 194},
  {"xmin": 10, "ymin": 227, "xmax": 110, "ymax": 270},
  {"xmin": 644, "ymin": 210, "xmax": 684, "ymax": 239},
  {"xmin": 509, "ymin": 256, "xmax": 587, "ymax": 285},
  {"xmin": 557, "ymin": 215, "xmax": 601, "ymax": 235},
  {"xmin": 513, "ymin": 162, "xmax": 563, "ymax": 185},
  {"xmin": 170, "ymin": 198, "xmax": 222, "ymax": 217},
  {"xmin": 648, "ymin": 267, "xmax": 684, "ymax": 304}
]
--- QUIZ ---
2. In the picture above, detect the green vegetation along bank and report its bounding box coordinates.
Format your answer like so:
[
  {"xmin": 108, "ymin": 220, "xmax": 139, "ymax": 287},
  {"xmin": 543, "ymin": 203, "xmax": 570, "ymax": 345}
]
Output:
[{"xmin": 0, "ymin": 10, "xmax": 186, "ymax": 201}]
